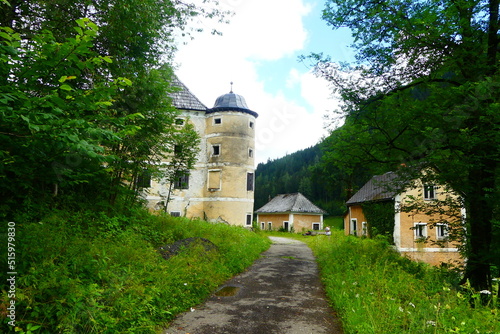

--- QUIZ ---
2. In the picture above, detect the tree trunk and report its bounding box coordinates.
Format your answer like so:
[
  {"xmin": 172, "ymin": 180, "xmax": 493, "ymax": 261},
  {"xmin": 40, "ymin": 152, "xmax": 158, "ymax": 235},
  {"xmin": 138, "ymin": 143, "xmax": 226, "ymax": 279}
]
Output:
[{"xmin": 464, "ymin": 164, "xmax": 494, "ymax": 296}]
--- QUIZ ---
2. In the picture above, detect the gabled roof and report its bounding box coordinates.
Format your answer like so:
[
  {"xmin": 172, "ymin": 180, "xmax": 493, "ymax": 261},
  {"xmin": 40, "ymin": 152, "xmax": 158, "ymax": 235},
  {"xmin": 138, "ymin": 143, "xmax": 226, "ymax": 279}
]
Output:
[
  {"xmin": 255, "ymin": 192, "xmax": 326, "ymax": 214},
  {"xmin": 170, "ymin": 76, "xmax": 207, "ymax": 111},
  {"xmin": 346, "ymin": 172, "xmax": 400, "ymax": 205}
]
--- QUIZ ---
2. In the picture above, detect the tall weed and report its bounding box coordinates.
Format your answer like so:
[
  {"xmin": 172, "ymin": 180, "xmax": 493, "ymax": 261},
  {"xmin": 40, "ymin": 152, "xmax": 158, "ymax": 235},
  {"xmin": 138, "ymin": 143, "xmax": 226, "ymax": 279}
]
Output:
[{"xmin": 306, "ymin": 231, "xmax": 499, "ymax": 334}]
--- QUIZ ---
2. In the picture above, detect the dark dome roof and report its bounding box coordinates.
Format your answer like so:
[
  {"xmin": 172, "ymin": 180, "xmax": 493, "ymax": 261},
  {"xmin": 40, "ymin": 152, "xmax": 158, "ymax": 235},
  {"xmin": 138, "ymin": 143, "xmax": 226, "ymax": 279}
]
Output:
[{"xmin": 208, "ymin": 92, "xmax": 258, "ymax": 117}]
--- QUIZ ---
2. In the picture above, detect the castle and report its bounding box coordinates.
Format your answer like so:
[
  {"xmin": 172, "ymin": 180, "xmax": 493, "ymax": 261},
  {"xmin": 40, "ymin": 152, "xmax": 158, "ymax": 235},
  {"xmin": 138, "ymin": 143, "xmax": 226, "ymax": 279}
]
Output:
[{"xmin": 143, "ymin": 77, "xmax": 258, "ymax": 226}]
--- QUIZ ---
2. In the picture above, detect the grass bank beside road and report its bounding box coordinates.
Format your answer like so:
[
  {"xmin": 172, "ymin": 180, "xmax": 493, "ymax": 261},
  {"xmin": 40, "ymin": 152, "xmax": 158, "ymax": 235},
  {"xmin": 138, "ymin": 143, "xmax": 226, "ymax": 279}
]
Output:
[
  {"xmin": 1, "ymin": 209, "xmax": 271, "ymax": 333},
  {"xmin": 303, "ymin": 231, "xmax": 499, "ymax": 333},
  {"xmin": 265, "ymin": 231, "xmax": 499, "ymax": 334}
]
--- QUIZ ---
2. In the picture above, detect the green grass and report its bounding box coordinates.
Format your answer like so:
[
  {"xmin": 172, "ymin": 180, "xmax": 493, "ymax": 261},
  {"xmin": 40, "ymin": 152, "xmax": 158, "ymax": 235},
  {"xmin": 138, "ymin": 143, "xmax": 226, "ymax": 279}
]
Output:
[
  {"xmin": 1, "ymin": 209, "xmax": 271, "ymax": 333},
  {"xmin": 324, "ymin": 216, "xmax": 344, "ymax": 230},
  {"xmin": 302, "ymin": 231, "xmax": 500, "ymax": 334}
]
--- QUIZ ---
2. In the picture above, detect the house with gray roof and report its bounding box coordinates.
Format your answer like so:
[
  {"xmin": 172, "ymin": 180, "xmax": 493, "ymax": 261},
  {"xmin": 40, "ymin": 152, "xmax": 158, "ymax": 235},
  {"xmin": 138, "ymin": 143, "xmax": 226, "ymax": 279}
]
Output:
[
  {"xmin": 255, "ymin": 192, "xmax": 326, "ymax": 232},
  {"xmin": 344, "ymin": 171, "xmax": 463, "ymax": 267}
]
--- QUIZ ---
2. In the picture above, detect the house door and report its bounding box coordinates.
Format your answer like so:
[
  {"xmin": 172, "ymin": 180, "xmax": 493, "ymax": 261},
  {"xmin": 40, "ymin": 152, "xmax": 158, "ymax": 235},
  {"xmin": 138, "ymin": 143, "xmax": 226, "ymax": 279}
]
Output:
[{"xmin": 283, "ymin": 221, "xmax": 289, "ymax": 231}]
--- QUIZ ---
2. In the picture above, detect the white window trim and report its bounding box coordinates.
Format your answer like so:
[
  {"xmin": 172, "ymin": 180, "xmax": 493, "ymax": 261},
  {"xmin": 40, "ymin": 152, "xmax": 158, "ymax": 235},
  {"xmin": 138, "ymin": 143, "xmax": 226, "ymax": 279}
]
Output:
[
  {"xmin": 423, "ymin": 184, "xmax": 437, "ymax": 200},
  {"xmin": 212, "ymin": 144, "xmax": 221, "ymax": 157},
  {"xmin": 414, "ymin": 222, "xmax": 427, "ymax": 239},
  {"xmin": 245, "ymin": 214, "xmax": 252, "ymax": 226},
  {"xmin": 362, "ymin": 221, "xmax": 368, "ymax": 236},
  {"xmin": 350, "ymin": 218, "xmax": 357, "ymax": 235},
  {"xmin": 283, "ymin": 221, "xmax": 290, "ymax": 231},
  {"xmin": 312, "ymin": 223, "xmax": 320, "ymax": 231},
  {"xmin": 268, "ymin": 222, "xmax": 272, "ymax": 231},
  {"xmin": 436, "ymin": 223, "xmax": 449, "ymax": 240}
]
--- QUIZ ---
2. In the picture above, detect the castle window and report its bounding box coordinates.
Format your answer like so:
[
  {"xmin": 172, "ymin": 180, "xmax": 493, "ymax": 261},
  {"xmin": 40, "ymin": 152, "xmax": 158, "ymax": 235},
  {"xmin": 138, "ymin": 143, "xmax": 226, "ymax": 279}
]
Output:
[
  {"xmin": 246, "ymin": 214, "xmax": 252, "ymax": 226},
  {"xmin": 174, "ymin": 172, "xmax": 189, "ymax": 189},
  {"xmin": 212, "ymin": 144, "xmax": 221, "ymax": 156},
  {"xmin": 247, "ymin": 172, "xmax": 254, "ymax": 191},
  {"xmin": 249, "ymin": 148, "xmax": 253, "ymax": 158},
  {"xmin": 214, "ymin": 117, "xmax": 222, "ymax": 125},
  {"xmin": 249, "ymin": 121, "xmax": 254, "ymax": 129},
  {"xmin": 136, "ymin": 169, "xmax": 151, "ymax": 188}
]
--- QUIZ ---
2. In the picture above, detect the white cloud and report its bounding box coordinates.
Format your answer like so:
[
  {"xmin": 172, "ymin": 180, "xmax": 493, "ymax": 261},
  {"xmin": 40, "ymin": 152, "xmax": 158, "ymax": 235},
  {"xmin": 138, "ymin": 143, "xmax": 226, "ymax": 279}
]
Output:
[{"xmin": 174, "ymin": 0, "xmax": 334, "ymax": 164}]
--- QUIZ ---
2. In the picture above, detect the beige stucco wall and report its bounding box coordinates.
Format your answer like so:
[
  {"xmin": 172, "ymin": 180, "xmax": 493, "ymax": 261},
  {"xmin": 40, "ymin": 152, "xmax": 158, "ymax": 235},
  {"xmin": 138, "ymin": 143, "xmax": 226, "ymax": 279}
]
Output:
[
  {"xmin": 256, "ymin": 214, "xmax": 290, "ymax": 231},
  {"xmin": 143, "ymin": 108, "xmax": 257, "ymax": 227},
  {"xmin": 401, "ymin": 250, "xmax": 463, "ymax": 267},
  {"xmin": 257, "ymin": 213, "xmax": 323, "ymax": 232},
  {"xmin": 344, "ymin": 205, "xmax": 367, "ymax": 236},
  {"xmin": 397, "ymin": 181, "xmax": 462, "ymax": 251},
  {"xmin": 292, "ymin": 214, "xmax": 323, "ymax": 232}
]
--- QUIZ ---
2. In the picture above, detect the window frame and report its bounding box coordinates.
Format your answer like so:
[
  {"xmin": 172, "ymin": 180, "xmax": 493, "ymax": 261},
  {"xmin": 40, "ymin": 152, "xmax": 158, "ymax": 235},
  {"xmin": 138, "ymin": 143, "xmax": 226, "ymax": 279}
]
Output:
[
  {"xmin": 423, "ymin": 184, "xmax": 436, "ymax": 200},
  {"xmin": 436, "ymin": 223, "xmax": 449, "ymax": 240},
  {"xmin": 174, "ymin": 172, "xmax": 189, "ymax": 190},
  {"xmin": 247, "ymin": 172, "xmax": 254, "ymax": 191},
  {"xmin": 212, "ymin": 144, "xmax": 221, "ymax": 156},
  {"xmin": 350, "ymin": 218, "xmax": 357, "ymax": 235},
  {"xmin": 414, "ymin": 222, "xmax": 427, "ymax": 239}
]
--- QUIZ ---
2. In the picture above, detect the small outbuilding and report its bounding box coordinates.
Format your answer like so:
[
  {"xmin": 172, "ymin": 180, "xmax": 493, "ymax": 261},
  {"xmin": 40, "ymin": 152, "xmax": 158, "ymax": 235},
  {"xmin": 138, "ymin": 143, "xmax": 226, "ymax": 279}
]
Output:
[{"xmin": 255, "ymin": 192, "xmax": 326, "ymax": 232}]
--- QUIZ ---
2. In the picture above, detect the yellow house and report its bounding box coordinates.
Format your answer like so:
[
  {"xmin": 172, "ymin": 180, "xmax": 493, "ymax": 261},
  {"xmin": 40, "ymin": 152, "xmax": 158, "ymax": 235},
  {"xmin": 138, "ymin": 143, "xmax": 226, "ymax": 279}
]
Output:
[
  {"xmin": 142, "ymin": 77, "xmax": 257, "ymax": 227},
  {"xmin": 344, "ymin": 172, "xmax": 464, "ymax": 266},
  {"xmin": 255, "ymin": 193, "xmax": 326, "ymax": 232}
]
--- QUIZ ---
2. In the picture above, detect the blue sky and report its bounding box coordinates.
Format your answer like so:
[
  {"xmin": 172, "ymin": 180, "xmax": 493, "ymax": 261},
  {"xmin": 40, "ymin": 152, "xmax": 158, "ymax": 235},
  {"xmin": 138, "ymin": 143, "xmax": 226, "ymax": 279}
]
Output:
[{"xmin": 174, "ymin": 0, "xmax": 355, "ymax": 164}]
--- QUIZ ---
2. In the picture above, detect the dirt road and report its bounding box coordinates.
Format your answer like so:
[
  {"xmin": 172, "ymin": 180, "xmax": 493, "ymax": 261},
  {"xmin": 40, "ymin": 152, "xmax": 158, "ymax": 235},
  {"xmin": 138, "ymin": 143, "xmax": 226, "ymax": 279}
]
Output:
[{"xmin": 163, "ymin": 236, "xmax": 343, "ymax": 334}]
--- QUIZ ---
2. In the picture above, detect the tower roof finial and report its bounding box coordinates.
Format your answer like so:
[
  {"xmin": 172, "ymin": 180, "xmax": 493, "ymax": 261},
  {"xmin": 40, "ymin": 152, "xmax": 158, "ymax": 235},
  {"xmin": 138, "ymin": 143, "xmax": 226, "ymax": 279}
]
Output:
[{"xmin": 230, "ymin": 81, "xmax": 233, "ymax": 93}]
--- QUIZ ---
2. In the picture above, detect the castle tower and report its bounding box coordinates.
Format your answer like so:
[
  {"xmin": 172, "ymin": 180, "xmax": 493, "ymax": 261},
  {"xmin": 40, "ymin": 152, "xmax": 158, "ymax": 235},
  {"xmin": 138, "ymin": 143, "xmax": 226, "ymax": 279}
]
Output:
[
  {"xmin": 145, "ymin": 78, "xmax": 258, "ymax": 227},
  {"xmin": 203, "ymin": 89, "xmax": 258, "ymax": 226}
]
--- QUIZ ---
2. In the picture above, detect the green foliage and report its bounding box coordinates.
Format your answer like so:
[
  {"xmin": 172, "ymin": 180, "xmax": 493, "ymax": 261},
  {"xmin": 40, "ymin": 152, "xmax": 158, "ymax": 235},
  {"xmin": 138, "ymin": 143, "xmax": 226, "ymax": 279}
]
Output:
[
  {"xmin": 313, "ymin": 0, "xmax": 500, "ymax": 292},
  {"xmin": 255, "ymin": 144, "xmax": 371, "ymax": 216},
  {"xmin": 362, "ymin": 201, "xmax": 395, "ymax": 241},
  {"xmin": 0, "ymin": 207, "xmax": 270, "ymax": 333},
  {"xmin": 306, "ymin": 232, "xmax": 500, "ymax": 334}
]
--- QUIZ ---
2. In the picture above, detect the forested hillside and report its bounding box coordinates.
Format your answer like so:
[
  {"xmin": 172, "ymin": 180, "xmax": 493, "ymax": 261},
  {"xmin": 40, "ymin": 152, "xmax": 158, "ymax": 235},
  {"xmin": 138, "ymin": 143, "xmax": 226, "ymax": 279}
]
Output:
[{"xmin": 255, "ymin": 144, "xmax": 371, "ymax": 216}]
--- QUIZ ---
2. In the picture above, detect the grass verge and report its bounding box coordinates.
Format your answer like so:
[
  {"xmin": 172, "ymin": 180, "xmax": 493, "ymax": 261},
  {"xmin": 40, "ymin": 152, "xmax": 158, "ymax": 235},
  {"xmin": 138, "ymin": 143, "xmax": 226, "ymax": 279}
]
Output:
[
  {"xmin": 267, "ymin": 231, "xmax": 499, "ymax": 334},
  {"xmin": 1, "ymin": 208, "xmax": 271, "ymax": 333}
]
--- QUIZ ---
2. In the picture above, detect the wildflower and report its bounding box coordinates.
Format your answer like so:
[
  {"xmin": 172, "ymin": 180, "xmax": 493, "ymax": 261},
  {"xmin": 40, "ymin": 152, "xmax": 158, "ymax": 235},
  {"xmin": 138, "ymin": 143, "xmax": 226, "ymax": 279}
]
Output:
[
  {"xmin": 409, "ymin": 302, "xmax": 416, "ymax": 308},
  {"xmin": 184, "ymin": 283, "xmax": 188, "ymax": 286},
  {"xmin": 355, "ymin": 294, "xmax": 360, "ymax": 298},
  {"xmin": 479, "ymin": 290, "xmax": 492, "ymax": 295},
  {"xmin": 399, "ymin": 306, "xmax": 404, "ymax": 312},
  {"xmin": 190, "ymin": 308, "xmax": 195, "ymax": 312},
  {"xmin": 426, "ymin": 320, "xmax": 437, "ymax": 327}
]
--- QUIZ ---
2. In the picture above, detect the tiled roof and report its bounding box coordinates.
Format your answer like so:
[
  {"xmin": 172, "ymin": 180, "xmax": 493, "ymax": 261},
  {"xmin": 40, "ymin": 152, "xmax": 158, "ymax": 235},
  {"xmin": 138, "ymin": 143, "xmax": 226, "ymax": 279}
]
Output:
[
  {"xmin": 170, "ymin": 76, "xmax": 207, "ymax": 111},
  {"xmin": 208, "ymin": 92, "xmax": 258, "ymax": 117},
  {"xmin": 255, "ymin": 192, "xmax": 326, "ymax": 214},
  {"xmin": 346, "ymin": 172, "xmax": 400, "ymax": 205}
]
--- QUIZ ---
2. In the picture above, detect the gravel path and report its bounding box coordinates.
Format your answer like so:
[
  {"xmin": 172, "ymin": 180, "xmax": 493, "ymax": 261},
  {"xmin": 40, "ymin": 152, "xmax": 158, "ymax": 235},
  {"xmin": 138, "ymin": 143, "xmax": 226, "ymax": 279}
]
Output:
[{"xmin": 163, "ymin": 236, "xmax": 344, "ymax": 334}]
